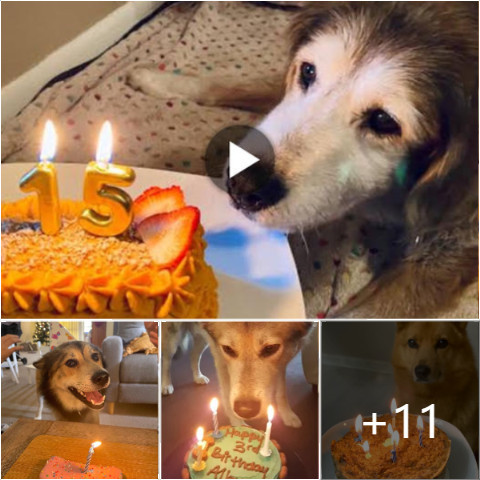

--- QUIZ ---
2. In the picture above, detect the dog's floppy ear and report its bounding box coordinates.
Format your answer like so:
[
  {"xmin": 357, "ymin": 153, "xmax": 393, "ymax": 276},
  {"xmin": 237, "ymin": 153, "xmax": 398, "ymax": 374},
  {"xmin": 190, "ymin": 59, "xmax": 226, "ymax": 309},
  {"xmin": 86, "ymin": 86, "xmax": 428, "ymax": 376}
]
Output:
[
  {"xmin": 405, "ymin": 11, "xmax": 478, "ymax": 237},
  {"xmin": 406, "ymin": 89, "xmax": 477, "ymax": 228}
]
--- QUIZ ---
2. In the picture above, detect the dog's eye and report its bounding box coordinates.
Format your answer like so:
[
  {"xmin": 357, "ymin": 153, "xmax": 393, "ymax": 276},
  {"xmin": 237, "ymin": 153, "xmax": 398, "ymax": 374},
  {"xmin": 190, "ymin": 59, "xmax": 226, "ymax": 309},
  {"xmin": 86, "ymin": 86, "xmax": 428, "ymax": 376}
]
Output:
[
  {"xmin": 365, "ymin": 109, "xmax": 401, "ymax": 136},
  {"xmin": 407, "ymin": 338, "xmax": 418, "ymax": 349},
  {"xmin": 91, "ymin": 353, "xmax": 100, "ymax": 362},
  {"xmin": 436, "ymin": 338, "xmax": 448, "ymax": 349},
  {"xmin": 222, "ymin": 345, "xmax": 237, "ymax": 358},
  {"xmin": 260, "ymin": 344, "xmax": 281, "ymax": 358},
  {"xmin": 299, "ymin": 62, "xmax": 316, "ymax": 91},
  {"xmin": 66, "ymin": 359, "xmax": 78, "ymax": 368}
]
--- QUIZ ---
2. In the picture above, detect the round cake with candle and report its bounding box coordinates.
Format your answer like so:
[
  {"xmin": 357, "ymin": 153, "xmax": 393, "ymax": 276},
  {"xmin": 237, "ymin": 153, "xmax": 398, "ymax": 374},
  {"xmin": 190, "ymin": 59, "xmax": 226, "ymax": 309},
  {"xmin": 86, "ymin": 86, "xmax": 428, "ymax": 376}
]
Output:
[
  {"xmin": 1, "ymin": 122, "xmax": 218, "ymax": 318},
  {"xmin": 330, "ymin": 414, "xmax": 451, "ymax": 479},
  {"xmin": 182, "ymin": 426, "xmax": 287, "ymax": 479}
]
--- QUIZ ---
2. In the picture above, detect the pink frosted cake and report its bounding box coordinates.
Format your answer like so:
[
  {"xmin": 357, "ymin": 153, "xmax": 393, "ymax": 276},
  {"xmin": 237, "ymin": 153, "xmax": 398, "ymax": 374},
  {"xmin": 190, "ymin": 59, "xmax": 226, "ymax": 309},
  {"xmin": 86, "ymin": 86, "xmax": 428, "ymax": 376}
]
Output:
[{"xmin": 39, "ymin": 456, "xmax": 123, "ymax": 479}]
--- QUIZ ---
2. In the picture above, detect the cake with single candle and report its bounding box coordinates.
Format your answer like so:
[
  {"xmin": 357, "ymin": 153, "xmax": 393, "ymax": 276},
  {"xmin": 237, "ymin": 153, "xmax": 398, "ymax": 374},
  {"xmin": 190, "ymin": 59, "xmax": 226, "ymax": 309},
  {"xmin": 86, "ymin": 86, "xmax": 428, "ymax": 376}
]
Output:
[
  {"xmin": 1, "ymin": 185, "xmax": 218, "ymax": 318},
  {"xmin": 39, "ymin": 456, "xmax": 123, "ymax": 479},
  {"xmin": 182, "ymin": 425, "xmax": 287, "ymax": 479},
  {"xmin": 331, "ymin": 414, "xmax": 451, "ymax": 479}
]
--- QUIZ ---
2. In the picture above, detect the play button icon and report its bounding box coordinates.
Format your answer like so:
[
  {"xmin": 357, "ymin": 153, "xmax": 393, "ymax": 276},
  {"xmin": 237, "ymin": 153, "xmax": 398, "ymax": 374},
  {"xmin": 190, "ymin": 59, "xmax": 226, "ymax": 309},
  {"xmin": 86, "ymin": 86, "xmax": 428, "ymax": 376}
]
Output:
[
  {"xmin": 204, "ymin": 125, "xmax": 275, "ymax": 192},
  {"xmin": 228, "ymin": 141, "xmax": 260, "ymax": 178}
]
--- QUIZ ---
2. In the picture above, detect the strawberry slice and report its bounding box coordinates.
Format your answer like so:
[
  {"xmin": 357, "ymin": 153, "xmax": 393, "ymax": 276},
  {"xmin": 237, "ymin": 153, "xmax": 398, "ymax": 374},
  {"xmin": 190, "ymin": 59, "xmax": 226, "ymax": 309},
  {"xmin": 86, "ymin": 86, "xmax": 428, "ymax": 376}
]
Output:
[
  {"xmin": 137, "ymin": 207, "xmax": 200, "ymax": 268},
  {"xmin": 133, "ymin": 186, "xmax": 185, "ymax": 225}
]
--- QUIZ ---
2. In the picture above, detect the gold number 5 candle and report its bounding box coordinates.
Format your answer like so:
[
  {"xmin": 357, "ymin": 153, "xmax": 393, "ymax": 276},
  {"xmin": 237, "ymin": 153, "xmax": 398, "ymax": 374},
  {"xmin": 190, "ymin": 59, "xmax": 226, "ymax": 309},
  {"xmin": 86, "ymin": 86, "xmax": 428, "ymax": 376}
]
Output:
[
  {"xmin": 19, "ymin": 120, "xmax": 61, "ymax": 235},
  {"xmin": 79, "ymin": 121, "xmax": 135, "ymax": 236}
]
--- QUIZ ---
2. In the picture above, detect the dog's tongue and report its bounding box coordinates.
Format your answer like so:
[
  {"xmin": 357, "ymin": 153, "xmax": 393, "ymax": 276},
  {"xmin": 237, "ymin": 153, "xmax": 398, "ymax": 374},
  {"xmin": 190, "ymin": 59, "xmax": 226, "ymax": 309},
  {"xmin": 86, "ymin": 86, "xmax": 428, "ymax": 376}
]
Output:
[{"xmin": 85, "ymin": 390, "xmax": 103, "ymax": 404}]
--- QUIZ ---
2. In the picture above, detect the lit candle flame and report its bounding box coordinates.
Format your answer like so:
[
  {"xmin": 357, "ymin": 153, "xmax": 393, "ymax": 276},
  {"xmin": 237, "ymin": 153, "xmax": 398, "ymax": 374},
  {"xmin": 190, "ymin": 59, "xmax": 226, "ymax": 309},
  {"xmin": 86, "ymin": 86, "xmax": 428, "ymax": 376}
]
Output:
[
  {"xmin": 267, "ymin": 405, "xmax": 274, "ymax": 422},
  {"xmin": 390, "ymin": 398, "xmax": 397, "ymax": 414},
  {"xmin": 92, "ymin": 441, "xmax": 101, "ymax": 448},
  {"xmin": 196, "ymin": 427, "xmax": 204, "ymax": 444},
  {"xmin": 40, "ymin": 120, "xmax": 57, "ymax": 163},
  {"xmin": 210, "ymin": 398, "xmax": 219, "ymax": 413},
  {"xmin": 355, "ymin": 414, "xmax": 363, "ymax": 433},
  {"xmin": 360, "ymin": 441, "xmax": 369, "ymax": 453},
  {"xmin": 392, "ymin": 431, "xmax": 400, "ymax": 447},
  {"xmin": 417, "ymin": 416, "xmax": 424, "ymax": 430},
  {"xmin": 96, "ymin": 121, "xmax": 113, "ymax": 166}
]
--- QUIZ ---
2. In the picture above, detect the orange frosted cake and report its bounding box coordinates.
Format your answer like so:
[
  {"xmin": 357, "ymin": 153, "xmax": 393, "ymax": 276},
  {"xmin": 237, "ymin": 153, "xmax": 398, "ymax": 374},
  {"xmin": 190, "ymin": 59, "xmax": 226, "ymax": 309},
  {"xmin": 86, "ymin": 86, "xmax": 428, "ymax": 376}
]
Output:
[
  {"xmin": 331, "ymin": 414, "xmax": 451, "ymax": 479},
  {"xmin": 1, "ymin": 186, "xmax": 218, "ymax": 318}
]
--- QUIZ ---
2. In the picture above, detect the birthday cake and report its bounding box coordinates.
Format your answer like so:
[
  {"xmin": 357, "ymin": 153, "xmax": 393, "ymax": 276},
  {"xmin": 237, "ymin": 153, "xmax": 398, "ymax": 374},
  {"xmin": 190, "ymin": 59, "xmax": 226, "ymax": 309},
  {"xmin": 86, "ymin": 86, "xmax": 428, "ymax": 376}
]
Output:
[
  {"xmin": 331, "ymin": 414, "xmax": 451, "ymax": 479},
  {"xmin": 39, "ymin": 456, "xmax": 123, "ymax": 479},
  {"xmin": 182, "ymin": 426, "xmax": 287, "ymax": 479},
  {"xmin": 1, "ymin": 186, "xmax": 218, "ymax": 318}
]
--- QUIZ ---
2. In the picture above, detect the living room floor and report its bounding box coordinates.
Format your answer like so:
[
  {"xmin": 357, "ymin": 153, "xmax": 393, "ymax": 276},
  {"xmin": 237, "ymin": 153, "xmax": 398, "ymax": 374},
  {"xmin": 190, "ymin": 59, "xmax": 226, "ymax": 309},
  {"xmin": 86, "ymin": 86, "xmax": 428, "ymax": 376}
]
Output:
[
  {"xmin": 1, "ymin": 364, "xmax": 157, "ymax": 430},
  {"xmin": 161, "ymin": 347, "xmax": 318, "ymax": 479}
]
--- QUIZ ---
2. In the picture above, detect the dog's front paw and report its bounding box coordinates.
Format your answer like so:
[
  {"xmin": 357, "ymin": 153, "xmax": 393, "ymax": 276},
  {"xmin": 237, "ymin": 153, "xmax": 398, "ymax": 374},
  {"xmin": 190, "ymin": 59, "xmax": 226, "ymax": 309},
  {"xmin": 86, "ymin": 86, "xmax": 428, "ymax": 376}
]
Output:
[
  {"xmin": 194, "ymin": 374, "xmax": 210, "ymax": 385},
  {"xmin": 127, "ymin": 69, "xmax": 201, "ymax": 101},
  {"xmin": 162, "ymin": 383, "xmax": 174, "ymax": 395},
  {"xmin": 127, "ymin": 68, "xmax": 155, "ymax": 92},
  {"xmin": 279, "ymin": 409, "xmax": 302, "ymax": 428}
]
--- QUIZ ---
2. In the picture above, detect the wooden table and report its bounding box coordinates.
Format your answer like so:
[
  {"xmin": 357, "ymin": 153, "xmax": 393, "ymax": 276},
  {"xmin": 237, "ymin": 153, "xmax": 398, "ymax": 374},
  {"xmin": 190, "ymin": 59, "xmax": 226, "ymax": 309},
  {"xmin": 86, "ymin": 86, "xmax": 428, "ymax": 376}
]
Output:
[{"xmin": 2, "ymin": 418, "xmax": 158, "ymax": 478}]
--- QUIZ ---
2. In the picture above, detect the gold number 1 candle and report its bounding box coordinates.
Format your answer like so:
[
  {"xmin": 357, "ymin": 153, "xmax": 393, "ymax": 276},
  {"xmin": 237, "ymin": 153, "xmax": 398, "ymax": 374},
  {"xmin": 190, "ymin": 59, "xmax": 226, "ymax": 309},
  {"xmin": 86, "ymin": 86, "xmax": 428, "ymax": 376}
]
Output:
[
  {"xmin": 79, "ymin": 121, "xmax": 135, "ymax": 237},
  {"xmin": 19, "ymin": 120, "xmax": 61, "ymax": 235}
]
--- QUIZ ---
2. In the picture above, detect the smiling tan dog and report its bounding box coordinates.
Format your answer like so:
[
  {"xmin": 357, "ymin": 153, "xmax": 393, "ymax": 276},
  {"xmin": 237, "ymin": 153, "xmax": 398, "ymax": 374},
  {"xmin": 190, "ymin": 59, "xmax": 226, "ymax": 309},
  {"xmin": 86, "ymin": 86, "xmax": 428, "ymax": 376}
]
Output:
[
  {"xmin": 392, "ymin": 322, "xmax": 478, "ymax": 454},
  {"xmin": 34, "ymin": 341, "xmax": 110, "ymax": 424},
  {"xmin": 202, "ymin": 322, "xmax": 313, "ymax": 428}
]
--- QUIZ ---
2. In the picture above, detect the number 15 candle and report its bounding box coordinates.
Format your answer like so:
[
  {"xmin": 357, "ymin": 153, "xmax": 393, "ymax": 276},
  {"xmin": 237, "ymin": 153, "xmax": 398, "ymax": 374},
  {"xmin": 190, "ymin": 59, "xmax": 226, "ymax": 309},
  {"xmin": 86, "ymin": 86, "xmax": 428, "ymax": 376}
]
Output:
[
  {"xmin": 19, "ymin": 120, "xmax": 61, "ymax": 235},
  {"xmin": 79, "ymin": 121, "xmax": 135, "ymax": 237}
]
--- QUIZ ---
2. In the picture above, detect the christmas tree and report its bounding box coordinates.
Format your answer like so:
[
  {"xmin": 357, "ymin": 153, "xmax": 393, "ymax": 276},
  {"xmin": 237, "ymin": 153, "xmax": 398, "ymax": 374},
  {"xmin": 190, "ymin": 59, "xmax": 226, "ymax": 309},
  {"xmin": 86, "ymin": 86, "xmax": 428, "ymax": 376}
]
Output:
[{"xmin": 33, "ymin": 322, "xmax": 50, "ymax": 345}]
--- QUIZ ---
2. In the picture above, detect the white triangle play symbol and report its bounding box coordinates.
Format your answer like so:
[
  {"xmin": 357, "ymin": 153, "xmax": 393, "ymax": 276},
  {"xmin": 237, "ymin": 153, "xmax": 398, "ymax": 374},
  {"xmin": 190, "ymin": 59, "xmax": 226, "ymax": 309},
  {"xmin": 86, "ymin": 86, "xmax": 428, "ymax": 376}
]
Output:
[{"xmin": 229, "ymin": 141, "xmax": 260, "ymax": 179}]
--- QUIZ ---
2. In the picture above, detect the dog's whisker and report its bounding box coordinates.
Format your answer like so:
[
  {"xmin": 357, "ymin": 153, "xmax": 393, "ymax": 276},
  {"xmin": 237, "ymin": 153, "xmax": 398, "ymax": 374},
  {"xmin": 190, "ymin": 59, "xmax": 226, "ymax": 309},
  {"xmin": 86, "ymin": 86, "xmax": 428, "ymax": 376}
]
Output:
[{"xmin": 300, "ymin": 229, "xmax": 310, "ymax": 257}]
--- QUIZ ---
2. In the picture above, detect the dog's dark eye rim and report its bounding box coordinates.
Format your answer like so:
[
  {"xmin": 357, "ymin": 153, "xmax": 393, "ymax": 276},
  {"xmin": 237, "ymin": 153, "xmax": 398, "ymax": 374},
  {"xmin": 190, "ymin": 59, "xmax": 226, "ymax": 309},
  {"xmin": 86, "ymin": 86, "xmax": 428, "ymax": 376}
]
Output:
[
  {"xmin": 65, "ymin": 359, "xmax": 78, "ymax": 368},
  {"xmin": 91, "ymin": 353, "xmax": 100, "ymax": 361},
  {"xmin": 362, "ymin": 108, "xmax": 402, "ymax": 136},
  {"xmin": 407, "ymin": 338, "xmax": 418, "ymax": 348},
  {"xmin": 436, "ymin": 338, "xmax": 449, "ymax": 349},
  {"xmin": 222, "ymin": 345, "xmax": 238, "ymax": 358},
  {"xmin": 260, "ymin": 344, "xmax": 281, "ymax": 358},
  {"xmin": 299, "ymin": 62, "xmax": 317, "ymax": 91}
]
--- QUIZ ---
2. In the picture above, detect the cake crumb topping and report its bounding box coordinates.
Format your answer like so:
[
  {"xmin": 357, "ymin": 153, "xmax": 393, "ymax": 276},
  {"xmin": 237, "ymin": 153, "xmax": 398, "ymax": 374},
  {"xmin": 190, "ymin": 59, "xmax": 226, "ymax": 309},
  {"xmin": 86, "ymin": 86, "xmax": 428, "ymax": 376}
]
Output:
[{"xmin": 2, "ymin": 221, "xmax": 156, "ymax": 274}]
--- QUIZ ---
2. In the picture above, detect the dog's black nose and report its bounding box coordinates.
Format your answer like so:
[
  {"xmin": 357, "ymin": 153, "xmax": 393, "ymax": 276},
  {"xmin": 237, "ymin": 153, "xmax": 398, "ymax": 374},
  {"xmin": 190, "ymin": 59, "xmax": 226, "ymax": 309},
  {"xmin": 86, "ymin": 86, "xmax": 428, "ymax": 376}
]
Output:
[
  {"xmin": 233, "ymin": 398, "xmax": 261, "ymax": 419},
  {"xmin": 92, "ymin": 371, "xmax": 109, "ymax": 386},
  {"xmin": 414, "ymin": 365, "xmax": 431, "ymax": 381},
  {"xmin": 228, "ymin": 172, "xmax": 287, "ymax": 212}
]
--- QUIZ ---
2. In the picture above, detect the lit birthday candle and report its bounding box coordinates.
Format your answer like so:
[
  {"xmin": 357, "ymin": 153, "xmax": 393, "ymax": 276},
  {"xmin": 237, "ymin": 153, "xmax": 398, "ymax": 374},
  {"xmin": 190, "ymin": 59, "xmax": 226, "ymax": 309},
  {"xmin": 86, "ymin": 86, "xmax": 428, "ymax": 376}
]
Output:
[
  {"xmin": 79, "ymin": 121, "xmax": 135, "ymax": 236},
  {"xmin": 354, "ymin": 414, "xmax": 363, "ymax": 443},
  {"xmin": 417, "ymin": 416, "xmax": 424, "ymax": 447},
  {"xmin": 390, "ymin": 398, "xmax": 397, "ymax": 430},
  {"xmin": 391, "ymin": 431, "xmax": 399, "ymax": 463},
  {"xmin": 260, "ymin": 405, "xmax": 274, "ymax": 457},
  {"xmin": 82, "ymin": 441, "xmax": 101, "ymax": 473},
  {"xmin": 359, "ymin": 440, "xmax": 371, "ymax": 459},
  {"xmin": 19, "ymin": 120, "xmax": 61, "ymax": 235},
  {"xmin": 192, "ymin": 427, "xmax": 207, "ymax": 471},
  {"xmin": 210, "ymin": 397, "xmax": 223, "ymax": 439}
]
